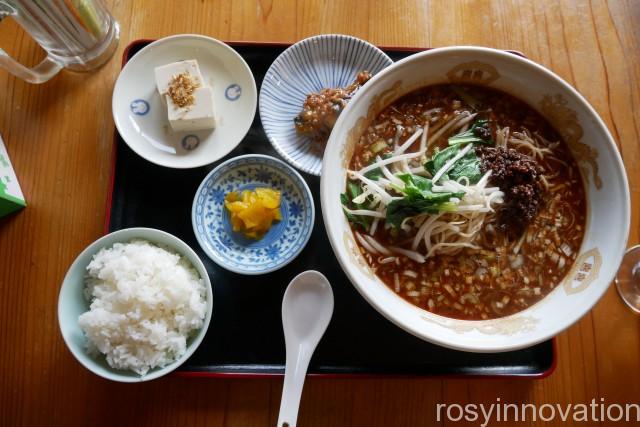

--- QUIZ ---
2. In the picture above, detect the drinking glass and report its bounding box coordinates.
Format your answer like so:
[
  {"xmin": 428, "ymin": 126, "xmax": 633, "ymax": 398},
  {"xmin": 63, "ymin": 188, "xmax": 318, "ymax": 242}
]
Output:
[
  {"xmin": 0, "ymin": 0, "xmax": 119, "ymax": 83},
  {"xmin": 615, "ymin": 245, "xmax": 640, "ymax": 314}
]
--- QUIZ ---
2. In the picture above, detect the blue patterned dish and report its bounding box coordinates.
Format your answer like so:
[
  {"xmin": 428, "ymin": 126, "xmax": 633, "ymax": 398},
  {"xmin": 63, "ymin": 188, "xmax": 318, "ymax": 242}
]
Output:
[
  {"xmin": 192, "ymin": 154, "xmax": 314, "ymax": 275},
  {"xmin": 259, "ymin": 34, "xmax": 393, "ymax": 176}
]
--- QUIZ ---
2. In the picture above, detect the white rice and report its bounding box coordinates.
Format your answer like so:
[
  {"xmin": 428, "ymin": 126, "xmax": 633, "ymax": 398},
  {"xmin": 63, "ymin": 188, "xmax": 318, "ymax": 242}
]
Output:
[{"xmin": 78, "ymin": 240, "xmax": 207, "ymax": 376}]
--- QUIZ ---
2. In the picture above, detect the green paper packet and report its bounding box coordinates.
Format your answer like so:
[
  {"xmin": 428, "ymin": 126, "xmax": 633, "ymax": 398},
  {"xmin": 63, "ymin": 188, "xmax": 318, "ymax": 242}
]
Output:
[{"xmin": 0, "ymin": 134, "xmax": 26, "ymax": 217}]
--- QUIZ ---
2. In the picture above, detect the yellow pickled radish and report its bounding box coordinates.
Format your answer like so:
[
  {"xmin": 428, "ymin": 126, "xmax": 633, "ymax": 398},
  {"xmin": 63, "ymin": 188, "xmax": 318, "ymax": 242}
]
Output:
[{"xmin": 224, "ymin": 187, "xmax": 282, "ymax": 239}]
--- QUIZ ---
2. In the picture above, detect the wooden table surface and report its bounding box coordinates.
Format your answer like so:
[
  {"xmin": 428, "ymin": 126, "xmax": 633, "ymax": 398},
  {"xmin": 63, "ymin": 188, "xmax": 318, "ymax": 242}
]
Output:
[{"xmin": 1, "ymin": 1, "xmax": 639, "ymax": 425}]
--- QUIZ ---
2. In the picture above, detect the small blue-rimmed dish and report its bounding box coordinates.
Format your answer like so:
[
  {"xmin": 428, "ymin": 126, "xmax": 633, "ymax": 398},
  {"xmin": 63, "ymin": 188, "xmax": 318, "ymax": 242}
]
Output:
[
  {"xmin": 192, "ymin": 154, "xmax": 315, "ymax": 275},
  {"xmin": 259, "ymin": 34, "xmax": 393, "ymax": 176}
]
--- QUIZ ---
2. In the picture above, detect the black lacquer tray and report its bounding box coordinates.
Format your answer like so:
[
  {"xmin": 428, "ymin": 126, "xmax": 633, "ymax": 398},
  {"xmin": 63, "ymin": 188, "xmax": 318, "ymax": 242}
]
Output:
[{"xmin": 106, "ymin": 40, "xmax": 555, "ymax": 377}]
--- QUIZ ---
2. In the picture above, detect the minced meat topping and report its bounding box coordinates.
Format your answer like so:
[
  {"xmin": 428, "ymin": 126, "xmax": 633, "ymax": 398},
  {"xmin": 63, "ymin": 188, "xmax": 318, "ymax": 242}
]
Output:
[
  {"xmin": 294, "ymin": 71, "xmax": 372, "ymax": 143},
  {"xmin": 477, "ymin": 146, "xmax": 545, "ymax": 237}
]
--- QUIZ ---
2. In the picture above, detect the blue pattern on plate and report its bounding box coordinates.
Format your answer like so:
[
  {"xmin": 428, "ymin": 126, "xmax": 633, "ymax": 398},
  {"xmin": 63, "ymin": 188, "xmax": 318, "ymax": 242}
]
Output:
[
  {"xmin": 181, "ymin": 134, "xmax": 200, "ymax": 150},
  {"xmin": 259, "ymin": 34, "xmax": 393, "ymax": 176},
  {"xmin": 192, "ymin": 155, "xmax": 315, "ymax": 275},
  {"xmin": 130, "ymin": 99, "xmax": 150, "ymax": 115},
  {"xmin": 225, "ymin": 84, "xmax": 242, "ymax": 101}
]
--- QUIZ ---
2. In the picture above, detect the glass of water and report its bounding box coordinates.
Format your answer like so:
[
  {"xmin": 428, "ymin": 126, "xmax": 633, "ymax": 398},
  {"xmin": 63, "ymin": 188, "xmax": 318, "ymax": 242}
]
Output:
[
  {"xmin": 616, "ymin": 245, "xmax": 640, "ymax": 313},
  {"xmin": 0, "ymin": 0, "xmax": 119, "ymax": 83}
]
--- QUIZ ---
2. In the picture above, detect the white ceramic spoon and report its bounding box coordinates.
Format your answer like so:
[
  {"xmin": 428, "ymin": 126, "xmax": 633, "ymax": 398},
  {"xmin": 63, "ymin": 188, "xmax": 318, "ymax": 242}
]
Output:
[{"xmin": 277, "ymin": 270, "xmax": 334, "ymax": 427}]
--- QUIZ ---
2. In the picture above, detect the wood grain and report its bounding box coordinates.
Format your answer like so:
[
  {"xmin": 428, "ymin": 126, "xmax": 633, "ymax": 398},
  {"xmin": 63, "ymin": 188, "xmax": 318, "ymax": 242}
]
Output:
[{"xmin": 1, "ymin": 1, "xmax": 639, "ymax": 425}]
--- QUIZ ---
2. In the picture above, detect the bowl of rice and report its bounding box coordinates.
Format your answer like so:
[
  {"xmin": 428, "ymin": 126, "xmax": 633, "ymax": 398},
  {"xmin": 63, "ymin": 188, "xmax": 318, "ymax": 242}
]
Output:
[{"xmin": 58, "ymin": 228, "xmax": 213, "ymax": 382}]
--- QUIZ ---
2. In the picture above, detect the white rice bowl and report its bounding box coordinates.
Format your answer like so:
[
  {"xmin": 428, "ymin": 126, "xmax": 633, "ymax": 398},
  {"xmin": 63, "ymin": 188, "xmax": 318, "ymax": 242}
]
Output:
[{"xmin": 78, "ymin": 240, "xmax": 207, "ymax": 376}]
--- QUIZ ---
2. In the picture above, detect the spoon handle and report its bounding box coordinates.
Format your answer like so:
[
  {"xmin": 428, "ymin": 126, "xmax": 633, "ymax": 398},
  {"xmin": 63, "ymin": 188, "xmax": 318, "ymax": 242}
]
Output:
[{"xmin": 277, "ymin": 343, "xmax": 311, "ymax": 427}]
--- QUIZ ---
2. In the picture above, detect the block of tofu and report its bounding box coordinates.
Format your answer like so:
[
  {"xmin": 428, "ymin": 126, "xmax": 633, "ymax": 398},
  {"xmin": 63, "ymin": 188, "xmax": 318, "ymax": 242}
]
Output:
[
  {"xmin": 154, "ymin": 60, "xmax": 203, "ymax": 95},
  {"xmin": 166, "ymin": 86, "xmax": 216, "ymax": 132}
]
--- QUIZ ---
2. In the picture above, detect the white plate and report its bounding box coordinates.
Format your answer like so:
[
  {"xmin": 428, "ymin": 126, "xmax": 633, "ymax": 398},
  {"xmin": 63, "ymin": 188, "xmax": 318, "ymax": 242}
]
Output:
[{"xmin": 112, "ymin": 34, "xmax": 257, "ymax": 169}]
